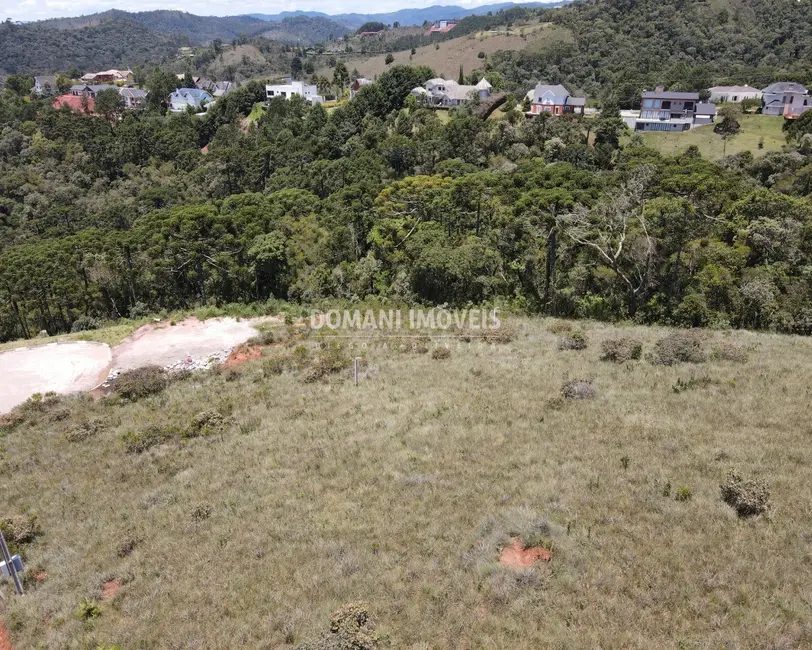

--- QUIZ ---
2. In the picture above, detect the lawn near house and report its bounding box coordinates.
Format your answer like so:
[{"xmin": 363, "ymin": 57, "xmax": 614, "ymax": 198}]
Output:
[{"xmin": 638, "ymin": 114, "xmax": 787, "ymax": 159}]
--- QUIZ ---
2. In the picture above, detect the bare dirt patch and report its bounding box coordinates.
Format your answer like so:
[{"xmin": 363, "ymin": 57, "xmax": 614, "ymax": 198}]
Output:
[
  {"xmin": 102, "ymin": 578, "xmax": 122, "ymax": 600},
  {"xmin": 223, "ymin": 344, "xmax": 264, "ymax": 368},
  {"xmin": 110, "ymin": 317, "xmax": 272, "ymax": 374},
  {"xmin": 0, "ymin": 341, "xmax": 112, "ymax": 414},
  {"xmin": 498, "ymin": 538, "xmax": 552, "ymax": 569},
  {"xmin": 0, "ymin": 622, "xmax": 13, "ymax": 650}
]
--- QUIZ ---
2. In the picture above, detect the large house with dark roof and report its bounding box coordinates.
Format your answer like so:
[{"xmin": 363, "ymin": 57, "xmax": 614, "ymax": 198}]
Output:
[
  {"xmin": 634, "ymin": 87, "xmax": 716, "ymax": 131},
  {"xmin": 761, "ymin": 82, "xmax": 811, "ymax": 118},
  {"xmin": 525, "ymin": 83, "xmax": 586, "ymax": 116}
]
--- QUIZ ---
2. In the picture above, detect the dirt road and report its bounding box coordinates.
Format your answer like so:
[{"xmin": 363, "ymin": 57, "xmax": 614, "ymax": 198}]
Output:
[{"xmin": 0, "ymin": 317, "xmax": 271, "ymax": 414}]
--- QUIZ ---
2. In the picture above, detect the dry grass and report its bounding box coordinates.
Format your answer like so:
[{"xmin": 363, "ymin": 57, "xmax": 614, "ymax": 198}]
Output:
[
  {"xmin": 1, "ymin": 319, "xmax": 811, "ymax": 648},
  {"xmin": 323, "ymin": 23, "xmax": 573, "ymax": 81}
]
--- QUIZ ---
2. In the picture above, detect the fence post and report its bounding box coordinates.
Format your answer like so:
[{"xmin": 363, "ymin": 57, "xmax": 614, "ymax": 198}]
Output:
[{"xmin": 0, "ymin": 529, "xmax": 23, "ymax": 596}]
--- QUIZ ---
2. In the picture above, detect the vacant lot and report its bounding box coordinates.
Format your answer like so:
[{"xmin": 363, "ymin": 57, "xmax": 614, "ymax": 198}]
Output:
[
  {"xmin": 1, "ymin": 319, "xmax": 811, "ymax": 648},
  {"xmin": 325, "ymin": 23, "xmax": 573, "ymax": 81},
  {"xmin": 638, "ymin": 114, "xmax": 787, "ymax": 159}
]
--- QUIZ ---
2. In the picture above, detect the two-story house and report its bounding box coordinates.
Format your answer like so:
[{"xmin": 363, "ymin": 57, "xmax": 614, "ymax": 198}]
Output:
[
  {"xmin": 265, "ymin": 80, "xmax": 323, "ymax": 104},
  {"xmin": 70, "ymin": 84, "xmax": 119, "ymax": 99},
  {"xmin": 120, "ymin": 87, "xmax": 148, "ymax": 109},
  {"xmin": 634, "ymin": 87, "xmax": 716, "ymax": 131},
  {"xmin": 32, "ymin": 76, "xmax": 56, "ymax": 97},
  {"xmin": 168, "ymin": 88, "xmax": 213, "ymax": 113},
  {"xmin": 410, "ymin": 78, "xmax": 492, "ymax": 107},
  {"xmin": 350, "ymin": 78, "xmax": 373, "ymax": 99},
  {"xmin": 761, "ymin": 82, "xmax": 811, "ymax": 118},
  {"xmin": 525, "ymin": 83, "xmax": 586, "ymax": 116}
]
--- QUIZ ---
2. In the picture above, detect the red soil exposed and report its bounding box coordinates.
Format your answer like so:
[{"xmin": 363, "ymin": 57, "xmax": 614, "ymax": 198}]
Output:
[
  {"xmin": 102, "ymin": 578, "xmax": 122, "ymax": 600},
  {"xmin": 0, "ymin": 622, "xmax": 13, "ymax": 650},
  {"xmin": 223, "ymin": 344, "xmax": 263, "ymax": 368},
  {"xmin": 498, "ymin": 537, "xmax": 552, "ymax": 569}
]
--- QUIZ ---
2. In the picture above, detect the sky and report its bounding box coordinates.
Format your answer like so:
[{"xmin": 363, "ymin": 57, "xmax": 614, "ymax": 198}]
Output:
[{"xmin": 1, "ymin": 0, "xmax": 528, "ymax": 22}]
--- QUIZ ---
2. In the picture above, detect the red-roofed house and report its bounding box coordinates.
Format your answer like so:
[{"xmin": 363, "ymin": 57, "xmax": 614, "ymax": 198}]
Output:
[
  {"xmin": 52, "ymin": 94, "xmax": 96, "ymax": 114},
  {"xmin": 428, "ymin": 20, "xmax": 457, "ymax": 34}
]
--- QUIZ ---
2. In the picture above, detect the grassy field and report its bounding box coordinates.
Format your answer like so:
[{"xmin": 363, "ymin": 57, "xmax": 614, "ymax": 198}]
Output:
[
  {"xmin": 638, "ymin": 114, "xmax": 787, "ymax": 160},
  {"xmin": 322, "ymin": 22, "xmax": 573, "ymax": 81},
  {"xmin": 2, "ymin": 318, "xmax": 812, "ymax": 648}
]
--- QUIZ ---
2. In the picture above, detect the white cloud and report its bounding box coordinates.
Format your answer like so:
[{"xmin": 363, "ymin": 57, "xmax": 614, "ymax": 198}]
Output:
[{"xmin": 2, "ymin": 0, "xmax": 545, "ymax": 22}]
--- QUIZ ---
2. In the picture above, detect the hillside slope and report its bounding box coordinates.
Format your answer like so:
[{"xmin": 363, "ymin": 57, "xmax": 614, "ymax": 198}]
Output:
[
  {"xmin": 259, "ymin": 16, "xmax": 352, "ymax": 45},
  {"xmin": 2, "ymin": 319, "xmax": 810, "ymax": 648},
  {"xmin": 0, "ymin": 18, "xmax": 183, "ymax": 74}
]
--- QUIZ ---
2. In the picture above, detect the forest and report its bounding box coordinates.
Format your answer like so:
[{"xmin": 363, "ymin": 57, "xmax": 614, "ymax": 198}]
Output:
[
  {"xmin": 1, "ymin": 0, "xmax": 812, "ymax": 342},
  {"xmin": 1, "ymin": 60, "xmax": 812, "ymax": 342}
]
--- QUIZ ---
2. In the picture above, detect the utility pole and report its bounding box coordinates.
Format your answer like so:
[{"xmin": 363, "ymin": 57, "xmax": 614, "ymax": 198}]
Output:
[{"xmin": 0, "ymin": 529, "xmax": 23, "ymax": 596}]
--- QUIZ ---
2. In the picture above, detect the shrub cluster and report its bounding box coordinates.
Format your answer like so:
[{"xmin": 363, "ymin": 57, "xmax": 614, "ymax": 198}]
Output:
[
  {"xmin": 296, "ymin": 602, "xmax": 380, "ymax": 650},
  {"xmin": 600, "ymin": 337, "xmax": 642, "ymax": 362},
  {"xmin": 70, "ymin": 316, "xmax": 101, "ymax": 333},
  {"xmin": 113, "ymin": 366, "xmax": 168, "ymax": 400},
  {"xmin": 558, "ymin": 331, "xmax": 588, "ymax": 350},
  {"xmin": 652, "ymin": 330, "xmax": 706, "ymax": 365},
  {"xmin": 431, "ymin": 347, "xmax": 451, "ymax": 360},
  {"xmin": 709, "ymin": 342, "xmax": 749, "ymax": 363},
  {"xmin": 720, "ymin": 470, "xmax": 770, "ymax": 517},
  {"xmin": 561, "ymin": 379, "xmax": 595, "ymax": 400}
]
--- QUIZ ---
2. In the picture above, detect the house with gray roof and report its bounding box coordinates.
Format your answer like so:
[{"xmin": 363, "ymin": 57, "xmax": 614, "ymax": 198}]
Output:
[
  {"xmin": 70, "ymin": 84, "xmax": 119, "ymax": 99},
  {"xmin": 761, "ymin": 82, "xmax": 811, "ymax": 118},
  {"xmin": 634, "ymin": 86, "xmax": 715, "ymax": 131},
  {"xmin": 120, "ymin": 87, "xmax": 148, "ymax": 109},
  {"xmin": 32, "ymin": 76, "xmax": 56, "ymax": 97},
  {"xmin": 411, "ymin": 77, "xmax": 491, "ymax": 107},
  {"xmin": 525, "ymin": 83, "xmax": 586, "ymax": 116},
  {"xmin": 708, "ymin": 85, "xmax": 762, "ymax": 104},
  {"xmin": 169, "ymin": 88, "xmax": 213, "ymax": 113}
]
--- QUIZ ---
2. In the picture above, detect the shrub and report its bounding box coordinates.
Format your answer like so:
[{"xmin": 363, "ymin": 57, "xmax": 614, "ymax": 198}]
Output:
[
  {"xmin": 113, "ymin": 366, "xmax": 168, "ymax": 400},
  {"xmin": 674, "ymin": 486, "xmax": 693, "ymax": 502},
  {"xmin": 482, "ymin": 322, "xmax": 518, "ymax": 344},
  {"xmin": 652, "ymin": 330, "xmax": 706, "ymax": 365},
  {"xmin": 128, "ymin": 301, "xmax": 150, "ymax": 319},
  {"xmin": 263, "ymin": 356, "xmax": 287, "ymax": 376},
  {"xmin": 65, "ymin": 419, "xmax": 101, "ymax": 442},
  {"xmin": 431, "ymin": 347, "xmax": 451, "ymax": 360},
  {"xmin": 302, "ymin": 344, "xmax": 350, "ymax": 382},
  {"xmin": 122, "ymin": 424, "xmax": 180, "ymax": 453},
  {"xmin": 75, "ymin": 597, "xmax": 102, "ymax": 621},
  {"xmin": 671, "ymin": 375, "xmax": 718, "ymax": 393},
  {"xmin": 296, "ymin": 602, "xmax": 380, "ymax": 650},
  {"xmin": 600, "ymin": 337, "xmax": 642, "ymax": 362},
  {"xmin": 710, "ymin": 342, "xmax": 748, "ymax": 363},
  {"xmin": 191, "ymin": 504, "xmax": 212, "ymax": 522},
  {"xmin": 70, "ymin": 316, "xmax": 101, "ymax": 333},
  {"xmin": 0, "ymin": 514, "xmax": 43, "ymax": 554},
  {"xmin": 561, "ymin": 379, "xmax": 595, "ymax": 400},
  {"xmin": 547, "ymin": 320, "xmax": 573, "ymax": 334},
  {"xmin": 720, "ymin": 470, "xmax": 770, "ymax": 517},
  {"xmin": 184, "ymin": 410, "xmax": 225, "ymax": 438},
  {"xmin": 558, "ymin": 331, "xmax": 588, "ymax": 350}
]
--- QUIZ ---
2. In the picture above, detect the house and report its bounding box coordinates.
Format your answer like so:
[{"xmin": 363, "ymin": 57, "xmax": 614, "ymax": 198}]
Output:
[
  {"xmin": 633, "ymin": 87, "xmax": 715, "ymax": 131},
  {"xmin": 428, "ymin": 19, "xmax": 457, "ymax": 34},
  {"xmin": 761, "ymin": 82, "xmax": 811, "ymax": 118},
  {"xmin": 525, "ymin": 83, "xmax": 586, "ymax": 116},
  {"xmin": 81, "ymin": 69, "xmax": 134, "ymax": 84},
  {"xmin": 70, "ymin": 84, "xmax": 119, "ymax": 98},
  {"xmin": 176, "ymin": 74, "xmax": 202, "ymax": 87},
  {"xmin": 168, "ymin": 88, "xmax": 213, "ymax": 113},
  {"xmin": 205, "ymin": 80, "xmax": 237, "ymax": 98},
  {"xmin": 350, "ymin": 77, "xmax": 373, "ymax": 99},
  {"xmin": 120, "ymin": 87, "xmax": 148, "ymax": 109},
  {"xmin": 52, "ymin": 94, "xmax": 95, "ymax": 113},
  {"xmin": 265, "ymin": 80, "xmax": 323, "ymax": 104},
  {"xmin": 708, "ymin": 85, "xmax": 762, "ymax": 104},
  {"xmin": 32, "ymin": 75, "xmax": 56, "ymax": 97},
  {"xmin": 410, "ymin": 78, "xmax": 491, "ymax": 107}
]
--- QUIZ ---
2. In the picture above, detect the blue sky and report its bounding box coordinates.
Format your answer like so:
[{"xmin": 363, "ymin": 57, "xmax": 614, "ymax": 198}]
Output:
[{"xmin": 3, "ymin": 0, "xmax": 532, "ymax": 22}]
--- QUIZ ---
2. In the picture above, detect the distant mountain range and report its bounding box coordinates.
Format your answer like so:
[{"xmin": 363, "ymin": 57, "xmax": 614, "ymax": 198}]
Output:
[{"xmin": 249, "ymin": 2, "xmax": 565, "ymax": 29}]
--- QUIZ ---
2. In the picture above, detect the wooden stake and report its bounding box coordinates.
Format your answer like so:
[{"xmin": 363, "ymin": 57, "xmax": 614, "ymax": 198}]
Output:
[
  {"xmin": 0, "ymin": 529, "xmax": 23, "ymax": 596},
  {"xmin": 354, "ymin": 357, "xmax": 360, "ymax": 386}
]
